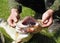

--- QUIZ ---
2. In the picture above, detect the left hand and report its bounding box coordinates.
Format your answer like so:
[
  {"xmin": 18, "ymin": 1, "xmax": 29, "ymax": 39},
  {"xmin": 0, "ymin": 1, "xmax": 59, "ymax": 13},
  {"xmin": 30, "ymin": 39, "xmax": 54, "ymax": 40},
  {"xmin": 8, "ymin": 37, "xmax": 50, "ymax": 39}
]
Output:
[{"xmin": 42, "ymin": 9, "xmax": 54, "ymax": 27}]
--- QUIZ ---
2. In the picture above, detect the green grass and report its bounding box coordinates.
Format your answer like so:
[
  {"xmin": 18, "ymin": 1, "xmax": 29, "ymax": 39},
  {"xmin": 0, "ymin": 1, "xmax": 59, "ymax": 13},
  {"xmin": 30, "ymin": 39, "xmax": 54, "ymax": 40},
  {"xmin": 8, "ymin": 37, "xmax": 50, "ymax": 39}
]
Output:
[
  {"xmin": 20, "ymin": 6, "xmax": 35, "ymax": 19},
  {"xmin": 0, "ymin": 0, "xmax": 60, "ymax": 43},
  {"xmin": 0, "ymin": 0, "xmax": 9, "ymax": 19}
]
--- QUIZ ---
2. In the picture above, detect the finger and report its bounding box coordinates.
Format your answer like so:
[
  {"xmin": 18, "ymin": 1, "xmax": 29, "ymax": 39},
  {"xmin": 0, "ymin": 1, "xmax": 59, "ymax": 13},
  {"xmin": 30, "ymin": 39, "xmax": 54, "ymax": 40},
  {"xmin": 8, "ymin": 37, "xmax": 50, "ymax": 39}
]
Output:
[
  {"xmin": 7, "ymin": 19, "xmax": 16, "ymax": 27},
  {"xmin": 43, "ymin": 20, "xmax": 49, "ymax": 24},
  {"xmin": 14, "ymin": 17, "xmax": 18, "ymax": 23},
  {"xmin": 7, "ymin": 19, "xmax": 13, "ymax": 26},
  {"xmin": 42, "ymin": 16, "xmax": 53, "ymax": 27},
  {"xmin": 46, "ymin": 16, "xmax": 53, "ymax": 27},
  {"xmin": 11, "ymin": 22, "xmax": 16, "ymax": 27},
  {"xmin": 9, "ymin": 22, "xmax": 16, "ymax": 27},
  {"xmin": 42, "ymin": 13, "xmax": 49, "ymax": 23}
]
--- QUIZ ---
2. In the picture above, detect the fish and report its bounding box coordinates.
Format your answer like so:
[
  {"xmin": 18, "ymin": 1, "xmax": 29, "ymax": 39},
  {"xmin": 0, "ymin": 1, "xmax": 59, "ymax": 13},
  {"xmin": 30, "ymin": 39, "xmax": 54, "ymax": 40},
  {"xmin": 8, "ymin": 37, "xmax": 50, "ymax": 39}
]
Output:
[{"xmin": 0, "ymin": 16, "xmax": 43, "ymax": 43}]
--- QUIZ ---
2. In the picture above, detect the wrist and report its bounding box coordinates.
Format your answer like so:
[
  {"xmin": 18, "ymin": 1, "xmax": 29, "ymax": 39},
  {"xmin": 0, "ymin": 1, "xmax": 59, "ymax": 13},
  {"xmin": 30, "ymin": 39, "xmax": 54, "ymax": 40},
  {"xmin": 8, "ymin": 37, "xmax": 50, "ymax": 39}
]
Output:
[
  {"xmin": 11, "ymin": 8, "xmax": 19, "ymax": 16},
  {"xmin": 47, "ymin": 9, "xmax": 54, "ymax": 15}
]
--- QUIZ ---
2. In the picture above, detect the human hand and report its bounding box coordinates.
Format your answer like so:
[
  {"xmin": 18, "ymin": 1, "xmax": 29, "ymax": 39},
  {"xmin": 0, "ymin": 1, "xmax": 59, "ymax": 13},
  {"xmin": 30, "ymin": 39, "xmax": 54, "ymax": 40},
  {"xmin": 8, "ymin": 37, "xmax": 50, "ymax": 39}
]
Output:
[
  {"xmin": 42, "ymin": 9, "xmax": 54, "ymax": 27},
  {"xmin": 7, "ymin": 9, "xmax": 20, "ymax": 27}
]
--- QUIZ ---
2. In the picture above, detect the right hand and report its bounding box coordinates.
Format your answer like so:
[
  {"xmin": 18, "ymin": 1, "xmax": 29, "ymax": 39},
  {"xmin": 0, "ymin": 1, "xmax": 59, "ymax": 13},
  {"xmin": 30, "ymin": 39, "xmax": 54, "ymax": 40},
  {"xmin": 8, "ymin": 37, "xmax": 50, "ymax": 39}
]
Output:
[
  {"xmin": 42, "ymin": 9, "xmax": 54, "ymax": 27},
  {"xmin": 7, "ymin": 9, "xmax": 20, "ymax": 27}
]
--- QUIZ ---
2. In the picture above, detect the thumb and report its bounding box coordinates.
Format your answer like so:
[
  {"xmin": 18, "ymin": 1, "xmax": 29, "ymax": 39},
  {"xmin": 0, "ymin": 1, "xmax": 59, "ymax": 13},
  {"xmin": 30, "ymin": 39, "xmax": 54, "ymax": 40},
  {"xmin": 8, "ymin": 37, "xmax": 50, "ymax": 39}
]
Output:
[
  {"xmin": 14, "ymin": 17, "xmax": 18, "ymax": 23},
  {"xmin": 42, "ymin": 13, "xmax": 49, "ymax": 23}
]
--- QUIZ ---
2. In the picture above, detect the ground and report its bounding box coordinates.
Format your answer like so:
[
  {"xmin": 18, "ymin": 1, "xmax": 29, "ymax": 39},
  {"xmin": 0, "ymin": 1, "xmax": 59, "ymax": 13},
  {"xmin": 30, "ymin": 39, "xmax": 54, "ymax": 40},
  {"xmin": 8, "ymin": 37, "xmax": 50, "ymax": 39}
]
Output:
[{"xmin": 0, "ymin": 0, "xmax": 60, "ymax": 43}]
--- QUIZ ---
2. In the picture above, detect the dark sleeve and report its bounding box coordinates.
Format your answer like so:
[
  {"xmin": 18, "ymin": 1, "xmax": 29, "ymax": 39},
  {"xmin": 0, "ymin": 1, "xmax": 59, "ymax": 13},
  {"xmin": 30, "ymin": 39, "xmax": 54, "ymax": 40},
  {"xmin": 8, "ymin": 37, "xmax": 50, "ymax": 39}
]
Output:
[
  {"xmin": 8, "ymin": 0, "xmax": 22, "ymax": 13},
  {"xmin": 48, "ymin": 0, "xmax": 60, "ymax": 11}
]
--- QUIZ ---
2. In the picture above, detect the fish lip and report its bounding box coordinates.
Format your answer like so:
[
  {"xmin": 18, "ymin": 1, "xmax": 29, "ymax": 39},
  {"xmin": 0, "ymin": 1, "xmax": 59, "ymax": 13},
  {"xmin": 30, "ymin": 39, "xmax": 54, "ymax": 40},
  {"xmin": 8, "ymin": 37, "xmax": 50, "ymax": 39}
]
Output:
[
  {"xmin": 15, "ymin": 22, "xmax": 39, "ymax": 34},
  {"xmin": 15, "ymin": 28, "xmax": 28, "ymax": 34},
  {"xmin": 22, "ymin": 16, "xmax": 36, "ymax": 25},
  {"xmin": 15, "ymin": 24, "xmax": 28, "ymax": 34}
]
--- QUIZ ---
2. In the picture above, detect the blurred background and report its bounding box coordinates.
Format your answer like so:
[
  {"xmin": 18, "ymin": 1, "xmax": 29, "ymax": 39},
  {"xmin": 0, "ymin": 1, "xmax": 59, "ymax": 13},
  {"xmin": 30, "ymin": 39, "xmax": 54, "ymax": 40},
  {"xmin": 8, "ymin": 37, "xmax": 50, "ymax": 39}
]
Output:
[{"xmin": 0, "ymin": 0, "xmax": 60, "ymax": 43}]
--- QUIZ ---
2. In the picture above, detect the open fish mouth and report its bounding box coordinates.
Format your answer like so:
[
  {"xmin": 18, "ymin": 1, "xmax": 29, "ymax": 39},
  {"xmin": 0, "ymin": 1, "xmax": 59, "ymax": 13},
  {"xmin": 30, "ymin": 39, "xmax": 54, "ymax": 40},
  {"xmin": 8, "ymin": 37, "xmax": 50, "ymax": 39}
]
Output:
[{"xmin": 15, "ymin": 16, "xmax": 37, "ymax": 34}]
